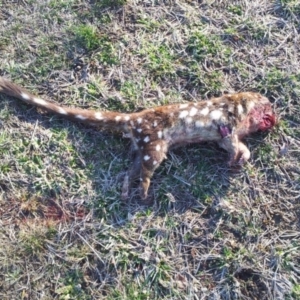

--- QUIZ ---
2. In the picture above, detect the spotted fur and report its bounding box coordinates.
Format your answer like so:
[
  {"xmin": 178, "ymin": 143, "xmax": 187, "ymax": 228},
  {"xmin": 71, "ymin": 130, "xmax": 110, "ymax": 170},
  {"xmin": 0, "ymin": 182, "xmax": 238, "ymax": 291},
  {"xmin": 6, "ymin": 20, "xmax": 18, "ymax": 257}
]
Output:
[{"xmin": 0, "ymin": 77, "xmax": 276, "ymax": 200}]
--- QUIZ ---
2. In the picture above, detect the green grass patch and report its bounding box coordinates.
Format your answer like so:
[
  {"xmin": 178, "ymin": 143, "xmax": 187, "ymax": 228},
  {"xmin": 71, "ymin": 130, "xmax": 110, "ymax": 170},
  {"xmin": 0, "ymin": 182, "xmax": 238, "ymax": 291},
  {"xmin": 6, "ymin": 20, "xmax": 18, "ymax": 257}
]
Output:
[
  {"xmin": 96, "ymin": 0, "xmax": 127, "ymax": 9},
  {"xmin": 138, "ymin": 42, "xmax": 177, "ymax": 78},
  {"xmin": 56, "ymin": 269, "xmax": 90, "ymax": 300},
  {"xmin": 280, "ymin": 0, "xmax": 300, "ymax": 15},
  {"xmin": 228, "ymin": 4, "xmax": 243, "ymax": 16},
  {"xmin": 187, "ymin": 31, "xmax": 231, "ymax": 63},
  {"xmin": 72, "ymin": 24, "xmax": 102, "ymax": 51},
  {"xmin": 71, "ymin": 24, "xmax": 120, "ymax": 65}
]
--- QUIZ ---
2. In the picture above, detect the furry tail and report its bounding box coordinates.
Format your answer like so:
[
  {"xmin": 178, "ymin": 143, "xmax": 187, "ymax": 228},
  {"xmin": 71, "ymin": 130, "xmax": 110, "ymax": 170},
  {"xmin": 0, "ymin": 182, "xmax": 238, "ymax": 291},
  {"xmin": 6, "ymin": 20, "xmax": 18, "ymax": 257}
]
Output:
[{"xmin": 0, "ymin": 77, "xmax": 131, "ymax": 132}]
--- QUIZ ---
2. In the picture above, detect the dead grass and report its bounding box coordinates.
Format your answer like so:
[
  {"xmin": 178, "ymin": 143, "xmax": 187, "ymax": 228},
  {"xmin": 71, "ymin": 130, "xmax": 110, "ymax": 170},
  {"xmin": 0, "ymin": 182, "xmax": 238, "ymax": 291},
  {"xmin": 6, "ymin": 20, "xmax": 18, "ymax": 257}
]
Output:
[{"xmin": 0, "ymin": 0, "xmax": 299, "ymax": 299}]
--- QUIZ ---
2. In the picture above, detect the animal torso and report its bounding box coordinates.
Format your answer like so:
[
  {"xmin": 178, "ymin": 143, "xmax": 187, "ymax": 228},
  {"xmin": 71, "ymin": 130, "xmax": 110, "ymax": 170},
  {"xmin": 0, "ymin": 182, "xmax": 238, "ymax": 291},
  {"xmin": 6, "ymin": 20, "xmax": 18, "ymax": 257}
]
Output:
[{"xmin": 0, "ymin": 77, "xmax": 276, "ymax": 200}]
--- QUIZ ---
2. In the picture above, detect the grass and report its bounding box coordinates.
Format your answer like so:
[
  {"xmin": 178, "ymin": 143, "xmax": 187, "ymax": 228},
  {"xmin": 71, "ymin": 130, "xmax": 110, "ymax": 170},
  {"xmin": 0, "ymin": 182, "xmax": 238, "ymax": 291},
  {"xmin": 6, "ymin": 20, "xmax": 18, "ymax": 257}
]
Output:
[{"xmin": 0, "ymin": 0, "xmax": 300, "ymax": 299}]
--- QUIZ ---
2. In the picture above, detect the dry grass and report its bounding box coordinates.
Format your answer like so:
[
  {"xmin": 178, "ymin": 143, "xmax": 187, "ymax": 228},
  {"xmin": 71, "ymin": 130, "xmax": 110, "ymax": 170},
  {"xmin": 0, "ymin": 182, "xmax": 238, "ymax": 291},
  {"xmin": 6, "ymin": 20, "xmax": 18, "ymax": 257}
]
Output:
[{"xmin": 0, "ymin": 0, "xmax": 299, "ymax": 299}]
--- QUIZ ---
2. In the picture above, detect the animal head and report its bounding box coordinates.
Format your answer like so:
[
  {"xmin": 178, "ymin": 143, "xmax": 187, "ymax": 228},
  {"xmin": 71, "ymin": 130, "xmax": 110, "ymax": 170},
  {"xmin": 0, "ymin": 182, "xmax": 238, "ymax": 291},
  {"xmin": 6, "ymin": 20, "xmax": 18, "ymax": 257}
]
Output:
[{"xmin": 231, "ymin": 92, "xmax": 276, "ymax": 137}]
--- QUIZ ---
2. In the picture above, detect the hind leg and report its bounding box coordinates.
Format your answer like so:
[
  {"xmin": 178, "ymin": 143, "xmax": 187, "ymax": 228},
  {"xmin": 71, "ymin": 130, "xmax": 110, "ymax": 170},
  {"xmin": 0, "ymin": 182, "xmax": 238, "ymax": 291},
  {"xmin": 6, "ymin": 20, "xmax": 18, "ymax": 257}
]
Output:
[
  {"xmin": 121, "ymin": 151, "xmax": 141, "ymax": 200},
  {"xmin": 139, "ymin": 141, "xmax": 168, "ymax": 200}
]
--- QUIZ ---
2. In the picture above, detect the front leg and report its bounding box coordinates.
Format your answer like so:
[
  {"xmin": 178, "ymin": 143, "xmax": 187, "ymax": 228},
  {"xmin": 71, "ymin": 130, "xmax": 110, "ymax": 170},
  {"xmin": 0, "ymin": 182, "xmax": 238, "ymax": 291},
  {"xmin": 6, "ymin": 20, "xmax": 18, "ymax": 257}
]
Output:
[
  {"xmin": 218, "ymin": 134, "xmax": 250, "ymax": 166},
  {"xmin": 236, "ymin": 141, "xmax": 251, "ymax": 165}
]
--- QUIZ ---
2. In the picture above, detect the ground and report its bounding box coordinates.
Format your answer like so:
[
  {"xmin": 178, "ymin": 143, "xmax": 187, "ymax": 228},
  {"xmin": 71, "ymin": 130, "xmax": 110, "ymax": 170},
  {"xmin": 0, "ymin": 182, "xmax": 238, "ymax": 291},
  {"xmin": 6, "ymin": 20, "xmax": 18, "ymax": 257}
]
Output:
[{"xmin": 0, "ymin": 0, "xmax": 299, "ymax": 299}]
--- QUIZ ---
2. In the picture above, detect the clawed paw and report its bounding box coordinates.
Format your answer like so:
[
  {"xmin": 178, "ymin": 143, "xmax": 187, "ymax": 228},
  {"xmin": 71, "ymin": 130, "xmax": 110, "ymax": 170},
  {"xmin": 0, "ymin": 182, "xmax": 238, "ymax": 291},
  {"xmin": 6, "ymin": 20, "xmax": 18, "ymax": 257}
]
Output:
[
  {"xmin": 121, "ymin": 191, "xmax": 129, "ymax": 201},
  {"xmin": 140, "ymin": 190, "xmax": 148, "ymax": 201},
  {"xmin": 237, "ymin": 156, "xmax": 247, "ymax": 165},
  {"xmin": 228, "ymin": 154, "xmax": 248, "ymax": 166},
  {"xmin": 121, "ymin": 175, "xmax": 129, "ymax": 201}
]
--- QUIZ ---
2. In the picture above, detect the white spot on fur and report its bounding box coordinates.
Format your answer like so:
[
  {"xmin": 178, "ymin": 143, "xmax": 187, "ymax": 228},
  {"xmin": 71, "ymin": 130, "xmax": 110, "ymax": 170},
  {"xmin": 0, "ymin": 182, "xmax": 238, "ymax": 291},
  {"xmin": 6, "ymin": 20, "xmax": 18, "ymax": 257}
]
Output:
[
  {"xmin": 228, "ymin": 105, "xmax": 234, "ymax": 112},
  {"xmin": 137, "ymin": 117, "xmax": 143, "ymax": 124},
  {"xmin": 95, "ymin": 112, "xmax": 103, "ymax": 120},
  {"xmin": 143, "ymin": 155, "xmax": 150, "ymax": 161},
  {"xmin": 153, "ymin": 120, "xmax": 157, "ymax": 127},
  {"xmin": 124, "ymin": 115, "xmax": 130, "ymax": 121},
  {"xmin": 156, "ymin": 144, "xmax": 161, "ymax": 151},
  {"xmin": 199, "ymin": 107, "xmax": 209, "ymax": 116},
  {"xmin": 185, "ymin": 117, "xmax": 193, "ymax": 124},
  {"xmin": 157, "ymin": 131, "xmax": 163, "ymax": 139},
  {"xmin": 144, "ymin": 136, "xmax": 150, "ymax": 143},
  {"xmin": 189, "ymin": 107, "xmax": 198, "ymax": 116},
  {"xmin": 179, "ymin": 110, "xmax": 189, "ymax": 118},
  {"xmin": 21, "ymin": 93, "xmax": 30, "ymax": 101},
  {"xmin": 206, "ymin": 101, "xmax": 212, "ymax": 106},
  {"xmin": 237, "ymin": 104, "xmax": 244, "ymax": 115},
  {"xmin": 137, "ymin": 128, "xmax": 142, "ymax": 133},
  {"xmin": 153, "ymin": 160, "xmax": 158, "ymax": 165},
  {"xmin": 33, "ymin": 97, "xmax": 47, "ymax": 106},
  {"xmin": 210, "ymin": 110, "xmax": 223, "ymax": 120},
  {"xmin": 115, "ymin": 115, "xmax": 121, "ymax": 121},
  {"xmin": 195, "ymin": 120, "xmax": 204, "ymax": 127},
  {"xmin": 58, "ymin": 107, "xmax": 67, "ymax": 115},
  {"xmin": 247, "ymin": 101, "xmax": 255, "ymax": 111},
  {"xmin": 76, "ymin": 115, "xmax": 87, "ymax": 120},
  {"xmin": 179, "ymin": 103, "xmax": 189, "ymax": 109}
]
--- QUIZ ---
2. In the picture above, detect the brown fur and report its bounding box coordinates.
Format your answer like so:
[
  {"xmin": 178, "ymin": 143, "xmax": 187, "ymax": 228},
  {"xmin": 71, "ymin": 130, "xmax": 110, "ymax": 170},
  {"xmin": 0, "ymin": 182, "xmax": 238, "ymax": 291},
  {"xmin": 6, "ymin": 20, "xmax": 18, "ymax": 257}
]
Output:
[{"xmin": 0, "ymin": 77, "xmax": 276, "ymax": 200}]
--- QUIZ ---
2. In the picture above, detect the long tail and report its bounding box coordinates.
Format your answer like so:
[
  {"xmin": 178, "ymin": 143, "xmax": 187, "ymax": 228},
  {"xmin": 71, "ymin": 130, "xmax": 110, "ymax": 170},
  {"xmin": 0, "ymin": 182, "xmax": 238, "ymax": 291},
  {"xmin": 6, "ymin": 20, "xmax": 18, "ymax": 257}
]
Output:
[{"xmin": 0, "ymin": 77, "xmax": 132, "ymax": 132}]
